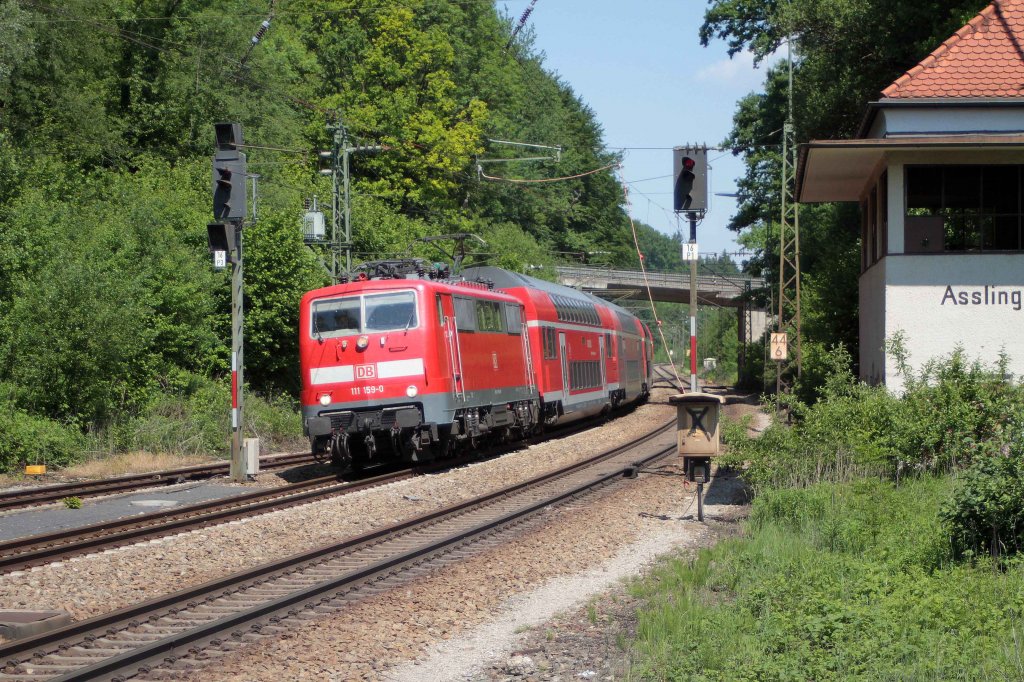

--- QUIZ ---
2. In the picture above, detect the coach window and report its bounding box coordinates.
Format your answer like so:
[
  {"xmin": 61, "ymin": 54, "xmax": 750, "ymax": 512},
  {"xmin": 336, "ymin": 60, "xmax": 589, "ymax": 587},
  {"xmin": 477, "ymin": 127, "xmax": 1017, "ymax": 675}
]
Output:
[
  {"xmin": 605, "ymin": 333, "xmax": 613, "ymax": 357},
  {"xmin": 542, "ymin": 327, "xmax": 557, "ymax": 359}
]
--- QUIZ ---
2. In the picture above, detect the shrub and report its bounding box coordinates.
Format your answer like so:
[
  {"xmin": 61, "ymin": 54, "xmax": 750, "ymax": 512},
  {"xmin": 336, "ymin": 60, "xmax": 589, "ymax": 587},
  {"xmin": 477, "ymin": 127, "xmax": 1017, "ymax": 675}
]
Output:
[
  {"xmin": 0, "ymin": 403, "xmax": 83, "ymax": 472},
  {"xmin": 728, "ymin": 345, "xmax": 1024, "ymax": 492},
  {"xmin": 942, "ymin": 446, "xmax": 1024, "ymax": 560},
  {"xmin": 96, "ymin": 374, "xmax": 305, "ymax": 459}
]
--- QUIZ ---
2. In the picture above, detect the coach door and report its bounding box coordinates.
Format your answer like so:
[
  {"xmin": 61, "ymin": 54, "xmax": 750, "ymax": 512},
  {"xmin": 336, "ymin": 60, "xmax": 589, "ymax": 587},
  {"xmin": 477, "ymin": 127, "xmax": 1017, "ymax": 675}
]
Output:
[
  {"xmin": 558, "ymin": 332, "xmax": 569, "ymax": 397},
  {"xmin": 438, "ymin": 294, "xmax": 465, "ymax": 401},
  {"xmin": 598, "ymin": 334, "xmax": 608, "ymax": 396}
]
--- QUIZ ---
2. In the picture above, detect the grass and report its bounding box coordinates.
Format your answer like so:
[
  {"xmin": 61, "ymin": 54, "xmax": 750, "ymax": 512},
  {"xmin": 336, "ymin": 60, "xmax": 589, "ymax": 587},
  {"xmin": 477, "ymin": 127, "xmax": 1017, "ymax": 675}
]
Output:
[
  {"xmin": 0, "ymin": 377, "xmax": 307, "ymax": 476},
  {"xmin": 628, "ymin": 476, "xmax": 1024, "ymax": 681},
  {"xmin": 61, "ymin": 451, "xmax": 214, "ymax": 479}
]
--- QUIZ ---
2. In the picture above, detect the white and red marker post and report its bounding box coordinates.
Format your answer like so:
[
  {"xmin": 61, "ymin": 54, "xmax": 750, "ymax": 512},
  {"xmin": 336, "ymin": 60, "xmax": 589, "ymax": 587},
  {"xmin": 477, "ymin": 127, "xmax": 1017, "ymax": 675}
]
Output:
[
  {"xmin": 686, "ymin": 212, "xmax": 699, "ymax": 393},
  {"xmin": 229, "ymin": 224, "xmax": 246, "ymax": 482}
]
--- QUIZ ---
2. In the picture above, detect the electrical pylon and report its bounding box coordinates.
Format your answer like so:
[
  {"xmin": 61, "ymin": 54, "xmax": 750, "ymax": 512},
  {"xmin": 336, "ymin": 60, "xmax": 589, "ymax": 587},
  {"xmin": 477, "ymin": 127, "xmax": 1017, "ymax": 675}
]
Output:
[{"xmin": 776, "ymin": 38, "xmax": 802, "ymax": 398}]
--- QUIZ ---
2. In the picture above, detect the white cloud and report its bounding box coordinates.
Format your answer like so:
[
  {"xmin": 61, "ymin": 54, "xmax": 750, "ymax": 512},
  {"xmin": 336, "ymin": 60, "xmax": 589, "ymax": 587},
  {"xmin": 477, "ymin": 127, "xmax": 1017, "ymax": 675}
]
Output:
[{"xmin": 695, "ymin": 48, "xmax": 785, "ymax": 90}]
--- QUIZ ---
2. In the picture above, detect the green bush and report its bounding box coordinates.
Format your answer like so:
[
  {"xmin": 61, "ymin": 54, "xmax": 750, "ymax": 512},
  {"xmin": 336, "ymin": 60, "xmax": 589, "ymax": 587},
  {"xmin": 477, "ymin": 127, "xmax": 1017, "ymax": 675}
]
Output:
[
  {"xmin": 942, "ymin": 446, "xmax": 1024, "ymax": 561},
  {"xmin": 630, "ymin": 478, "xmax": 1024, "ymax": 681},
  {"xmin": 0, "ymin": 405, "xmax": 83, "ymax": 471},
  {"xmin": 97, "ymin": 374, "xmax": 305, "ymax": 459},
  {"xmin": 727, "ymin": 346, "xmax": 1024, "ymax": 492}
]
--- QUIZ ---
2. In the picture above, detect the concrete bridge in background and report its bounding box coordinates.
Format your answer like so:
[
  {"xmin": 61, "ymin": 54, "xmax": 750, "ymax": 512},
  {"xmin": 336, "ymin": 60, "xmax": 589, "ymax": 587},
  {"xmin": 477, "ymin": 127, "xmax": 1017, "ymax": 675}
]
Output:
[
  {"xmin": 555, "ymin": 265, "xmax": 770, "ymax": 370},
  {"xmin": 555, "ymin": 265, "xmax": 765, "ymax": 308}
]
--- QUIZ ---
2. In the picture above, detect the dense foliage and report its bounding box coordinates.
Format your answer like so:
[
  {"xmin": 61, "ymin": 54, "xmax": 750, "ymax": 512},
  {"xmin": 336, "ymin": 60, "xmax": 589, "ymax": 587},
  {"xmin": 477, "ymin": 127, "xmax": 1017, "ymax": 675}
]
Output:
[
  {"xmin": 723, "ymin": 348, "xmax": 1024, "ymax": 493},
  {"xmin": 631, "ymin": 477, "xmax": 1024, "ymax": 680},
  {"xmin": 0, "ymin": 0, "xmax": 674, "ymax": 471},
  {"xmin": 701, "ymin": 0, "xmax": 988, "ymax": 388}
]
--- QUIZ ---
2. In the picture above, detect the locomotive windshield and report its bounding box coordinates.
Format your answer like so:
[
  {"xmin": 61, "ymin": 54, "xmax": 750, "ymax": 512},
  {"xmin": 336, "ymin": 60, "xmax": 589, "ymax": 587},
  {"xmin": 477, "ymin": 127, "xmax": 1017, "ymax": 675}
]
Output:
[{"xmin": 311, "ymin": 290, "xmax": 418, "ymax": 338}]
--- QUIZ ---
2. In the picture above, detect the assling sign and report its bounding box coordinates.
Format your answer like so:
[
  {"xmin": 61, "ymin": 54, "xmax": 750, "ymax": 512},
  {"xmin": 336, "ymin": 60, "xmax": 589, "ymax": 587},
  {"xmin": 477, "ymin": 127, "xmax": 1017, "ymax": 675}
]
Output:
[{"xmin": 941, "ymin": 285, "xmax": 1022, "ymax": 311}]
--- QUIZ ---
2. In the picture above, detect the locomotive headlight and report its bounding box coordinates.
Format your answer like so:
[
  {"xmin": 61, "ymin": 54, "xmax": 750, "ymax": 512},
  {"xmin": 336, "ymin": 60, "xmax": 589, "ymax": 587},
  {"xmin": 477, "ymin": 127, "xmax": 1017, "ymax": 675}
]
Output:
[
  {"xmin": 356, "ymin": 335, "xmax": 369, "ymax": 350},
  {"xmin": 406, "ymin": 385, "xmax": 418, "ymax": 398},
  {"xmin": 319, "ymin": 393, "xmax": 331, "ymax": 406}
]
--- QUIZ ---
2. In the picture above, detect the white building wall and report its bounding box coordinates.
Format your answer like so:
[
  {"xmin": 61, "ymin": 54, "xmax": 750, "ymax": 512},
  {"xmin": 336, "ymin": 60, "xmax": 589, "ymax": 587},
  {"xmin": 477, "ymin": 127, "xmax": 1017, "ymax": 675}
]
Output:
[
  {"xmin": 871, "ymin": 107, "xmax": 1024, "ymax": 138},
  {"xmin": 880, "ymin": 254, "xmax": 1024, "ymax": 393},
  {"xmin": 859, "ymin": 260, "xmax": 887, "ymax": 385}
]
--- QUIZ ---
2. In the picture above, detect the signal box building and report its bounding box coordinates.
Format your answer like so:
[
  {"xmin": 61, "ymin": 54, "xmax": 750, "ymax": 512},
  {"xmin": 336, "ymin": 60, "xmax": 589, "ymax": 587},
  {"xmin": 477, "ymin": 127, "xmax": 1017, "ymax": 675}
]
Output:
[{"xmin": 797, "ymin": 0, "xmax": 1024, "ymax": 392}]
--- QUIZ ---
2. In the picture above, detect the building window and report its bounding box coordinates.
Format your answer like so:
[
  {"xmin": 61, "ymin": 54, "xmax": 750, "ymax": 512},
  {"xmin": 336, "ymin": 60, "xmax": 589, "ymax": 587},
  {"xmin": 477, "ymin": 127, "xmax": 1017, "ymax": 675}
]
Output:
[{"xmin": 905, "ymin": 165, "xmax": 1022, "ymax": 251}]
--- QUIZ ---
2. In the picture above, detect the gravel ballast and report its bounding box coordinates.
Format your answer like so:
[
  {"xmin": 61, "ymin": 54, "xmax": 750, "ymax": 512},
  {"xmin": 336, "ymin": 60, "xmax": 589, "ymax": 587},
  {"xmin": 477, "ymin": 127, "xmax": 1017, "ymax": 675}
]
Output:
[
  {"xmin": 0, "ymin": 395, "xmax": 676, "ymax": 622},
  {"xmin": 0, "ymin": 388, "xmax": 759, "ymax": 680},
  {"xmin": 178, "ymin": 461, "xmax": 748, "ymax": 680}
]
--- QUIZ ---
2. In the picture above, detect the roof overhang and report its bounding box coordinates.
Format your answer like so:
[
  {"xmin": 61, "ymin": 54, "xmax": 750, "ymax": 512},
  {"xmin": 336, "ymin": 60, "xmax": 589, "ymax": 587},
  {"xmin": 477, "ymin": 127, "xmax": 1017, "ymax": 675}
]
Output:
[{"xmin": 797, "ymin": 134, "xmax": 1024, "ymax": 203}]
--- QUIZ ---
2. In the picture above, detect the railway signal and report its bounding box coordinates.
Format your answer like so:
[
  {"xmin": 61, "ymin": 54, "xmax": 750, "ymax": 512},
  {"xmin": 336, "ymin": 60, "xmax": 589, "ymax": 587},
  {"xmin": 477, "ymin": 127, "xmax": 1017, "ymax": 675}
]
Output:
[
  {"xmin": 210, "ymin": 122, "xmax": 251, "ymax": 482},
  {"xmin": 673, "ymin": 144, "xmax": 709, "ymax": 394},
  {"xmin": 673, "ymin": 146, "xmax": 707, "ymax": 213},
  {"xmin": 212, "ymin": 123, "xmax": 248, "ymax": 221}
]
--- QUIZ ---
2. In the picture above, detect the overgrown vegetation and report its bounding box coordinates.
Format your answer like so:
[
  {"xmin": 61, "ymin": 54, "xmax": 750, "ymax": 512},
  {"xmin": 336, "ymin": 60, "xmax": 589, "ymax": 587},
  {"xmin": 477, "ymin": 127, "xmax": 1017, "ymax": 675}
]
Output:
[
  {"xmin": 722, "ymin": 346, "xmax": 1023, "ymax": 492},
  {"xmin": 0, "ymin": 0, "xmax": 682, "ymax": 472},
  {"xmin": 631, "ymin": 350, "xmax": 1024, "ymax": 678},
  {"xmin": 631, "ymin": 477, "xmax": 1024, "ymax": 681}
]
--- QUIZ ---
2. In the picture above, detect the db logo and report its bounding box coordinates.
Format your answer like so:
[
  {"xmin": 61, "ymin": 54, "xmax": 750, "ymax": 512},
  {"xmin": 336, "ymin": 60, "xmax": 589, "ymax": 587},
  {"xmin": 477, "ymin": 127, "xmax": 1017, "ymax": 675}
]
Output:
[{"xmin": 355, "ymin": 365, "xmax": 376, "ymax": 379}]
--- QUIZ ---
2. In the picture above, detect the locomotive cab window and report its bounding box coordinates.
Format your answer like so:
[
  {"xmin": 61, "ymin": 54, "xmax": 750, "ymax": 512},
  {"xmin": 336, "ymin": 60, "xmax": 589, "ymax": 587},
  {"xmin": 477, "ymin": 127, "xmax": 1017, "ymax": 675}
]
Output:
[
  {"xmin": 311, "ymin": 290, "xmax": 417, "ymax": 338},
  {"xmin": 365, "ymin": 291, "xmax": 417, "ymax": 332}
]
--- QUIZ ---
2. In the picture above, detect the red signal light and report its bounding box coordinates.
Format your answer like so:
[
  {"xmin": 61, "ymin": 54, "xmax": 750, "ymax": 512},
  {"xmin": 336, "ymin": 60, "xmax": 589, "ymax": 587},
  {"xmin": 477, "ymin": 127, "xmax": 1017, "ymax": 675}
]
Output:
[{"xmin": 682, "ymin": 157, "xmax": 696, "ymax": 171}]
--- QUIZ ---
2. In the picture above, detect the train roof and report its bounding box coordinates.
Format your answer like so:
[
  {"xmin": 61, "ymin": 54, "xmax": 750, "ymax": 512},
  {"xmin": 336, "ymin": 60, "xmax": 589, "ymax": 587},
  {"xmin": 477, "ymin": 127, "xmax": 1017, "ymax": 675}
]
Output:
[{"xmin": 460, "ymin": 266, "xmax": 642, "ymax": 323}]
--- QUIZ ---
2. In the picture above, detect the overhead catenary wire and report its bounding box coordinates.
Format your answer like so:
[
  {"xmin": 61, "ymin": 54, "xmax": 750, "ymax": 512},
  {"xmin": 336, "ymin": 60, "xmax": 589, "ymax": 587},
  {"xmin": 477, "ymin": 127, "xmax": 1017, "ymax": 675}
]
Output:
[
  {"xmin": 618, "ymin": 171, "xmax": 683, "ymax": 388},
  {"xmin": 478, "ymin": 162, "xmax": 617, "ymax": 184},
  {"xmin": 504, "ymin": 0, "xmax": 540, "ymax": 52}
]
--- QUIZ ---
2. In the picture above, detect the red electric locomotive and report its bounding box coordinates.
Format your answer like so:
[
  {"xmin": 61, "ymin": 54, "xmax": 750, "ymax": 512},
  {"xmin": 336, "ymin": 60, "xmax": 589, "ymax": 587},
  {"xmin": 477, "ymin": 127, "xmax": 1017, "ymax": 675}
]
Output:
[
  {"xmin": 299, "ymin": 261, "xmax": 654, "ymax": 469},
  {"xmin": 299, "ymin": 261, "xmax": 539, "ymax": 469}
]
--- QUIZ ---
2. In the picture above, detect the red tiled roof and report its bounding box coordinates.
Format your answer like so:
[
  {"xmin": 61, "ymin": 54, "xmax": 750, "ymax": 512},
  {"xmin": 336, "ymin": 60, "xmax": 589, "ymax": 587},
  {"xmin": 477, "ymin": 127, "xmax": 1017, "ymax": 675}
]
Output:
[{"xmin": 882, "ymin": 0, "xmax": 1024, "ymax": 98}]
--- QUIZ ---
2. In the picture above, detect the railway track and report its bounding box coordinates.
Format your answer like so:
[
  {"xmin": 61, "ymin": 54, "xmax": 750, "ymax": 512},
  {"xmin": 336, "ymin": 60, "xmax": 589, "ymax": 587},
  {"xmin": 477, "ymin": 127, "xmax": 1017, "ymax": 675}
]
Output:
[
  {"xmin": 0, "ymin": 419, "xmax": 676, "ymax": 682},
  {"xmin": 0, "ymin": 453, "xmax": 316, "ymax": 514},
  {"xmin": 652, "ymin": 363, "xmax": 682, "ymax": 389},
  {"xmin": 0, "ymin": 412, "xmax": 623, "ymax": 575},
  {"xmin": 0, "ymin": 468, "xmax": 407, "ymax": 575}
]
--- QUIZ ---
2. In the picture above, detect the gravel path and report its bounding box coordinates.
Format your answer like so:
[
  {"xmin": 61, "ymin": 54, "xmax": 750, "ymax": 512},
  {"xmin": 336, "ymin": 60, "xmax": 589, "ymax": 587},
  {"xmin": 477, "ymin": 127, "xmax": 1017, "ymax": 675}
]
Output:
[
  {"xmin": 0, "ymin": 394, "xmax": 675, "ymax": 623},
  {"xmin": 385, "ymin": 486, "xmax": 748, "ymax": 682}
]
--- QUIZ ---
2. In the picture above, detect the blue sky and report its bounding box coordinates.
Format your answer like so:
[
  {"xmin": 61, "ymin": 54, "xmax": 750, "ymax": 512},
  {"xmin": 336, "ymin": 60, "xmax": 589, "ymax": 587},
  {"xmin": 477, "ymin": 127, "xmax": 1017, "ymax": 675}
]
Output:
[{"xmin": 499, "ymin": 0, "xmax": 782, "ymax": 261}]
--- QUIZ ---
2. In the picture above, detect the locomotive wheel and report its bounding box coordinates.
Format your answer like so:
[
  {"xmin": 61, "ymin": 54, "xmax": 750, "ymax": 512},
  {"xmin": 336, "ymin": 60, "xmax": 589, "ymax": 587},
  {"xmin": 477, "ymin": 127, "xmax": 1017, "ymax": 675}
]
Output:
[
  {"xmin": 312, "ymin": 436, "xmax": 330, "ymax": 463},
  {"xmin": 329, "ymin": 432, "xmax": 351, "ymax": 470}
]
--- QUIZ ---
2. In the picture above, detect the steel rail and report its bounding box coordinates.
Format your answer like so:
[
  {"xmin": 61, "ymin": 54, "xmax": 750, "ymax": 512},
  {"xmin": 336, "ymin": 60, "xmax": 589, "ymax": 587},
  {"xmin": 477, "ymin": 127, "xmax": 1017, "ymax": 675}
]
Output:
[
  {"xmin": 0, "ymin": 419, "xmax": 675, "ymax": 681},
  {"xmin": 0, "ymin": 409, "xmax": 641, "ymax": 574},
  {"xmin": 0, "ymin": 468, "xmax": 413, "ymax": 574},
  {"xmin": 0, "ymin": 453, "xmax": 315, "ymax": 513}
]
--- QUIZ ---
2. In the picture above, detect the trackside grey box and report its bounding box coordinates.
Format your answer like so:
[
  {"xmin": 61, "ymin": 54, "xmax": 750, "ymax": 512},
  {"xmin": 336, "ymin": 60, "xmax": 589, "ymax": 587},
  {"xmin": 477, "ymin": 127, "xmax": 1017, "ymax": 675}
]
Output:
[{"xmin": 668, "ymin": 392, "xmax": 725, "ymax": 456}]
